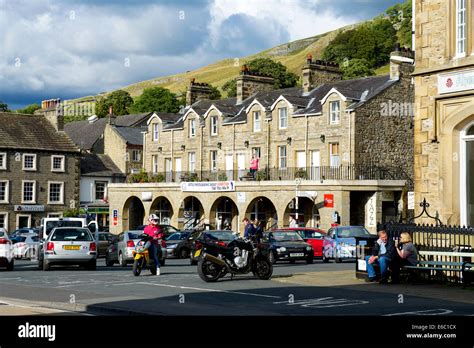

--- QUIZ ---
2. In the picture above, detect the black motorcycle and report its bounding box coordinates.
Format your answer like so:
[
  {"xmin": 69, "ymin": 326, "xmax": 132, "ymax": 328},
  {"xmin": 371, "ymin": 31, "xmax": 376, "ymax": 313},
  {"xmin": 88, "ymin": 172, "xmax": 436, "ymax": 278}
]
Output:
[{"xmin": 196, "ymin": 235, "xmax": 273, "ymax": 282}]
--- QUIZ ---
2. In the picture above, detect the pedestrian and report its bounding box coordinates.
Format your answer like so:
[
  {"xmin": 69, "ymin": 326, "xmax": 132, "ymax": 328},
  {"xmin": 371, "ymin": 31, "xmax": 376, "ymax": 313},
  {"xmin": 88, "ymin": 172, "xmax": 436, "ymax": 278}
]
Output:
[
  {"xmin": 365, "ymin": 230, "xmax": 396, "ymax": 284},
  {"xmin": 249, "ymin": 154, "xmax": 259, "ymax": 179},
  {"xmin": 289, "ymin": 215, "xmax": 298, "ymax": 228},
  {"xmin": 143, "ymin": 214, "xmax": 163, "ymax": 276},
  {"xmin": 391, "ymin": 232, "xmax": 418, "ymax": 284},
  {"xmin": 254, "ymin": 219, "xmax": 264, "ymax": 242},
  {"xmin": 242, "ymin": 217, "xmax": 256, "ymax": 239}
]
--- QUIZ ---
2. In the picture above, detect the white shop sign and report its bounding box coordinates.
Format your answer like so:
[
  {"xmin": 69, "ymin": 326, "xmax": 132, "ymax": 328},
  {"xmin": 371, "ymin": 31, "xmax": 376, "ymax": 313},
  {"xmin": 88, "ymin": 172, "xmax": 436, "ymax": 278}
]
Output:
[
  {"xmin": 407, "ymin": 191, "xmax": 415, "ymax": 210},
  {"xmin": 14, "ymin": 205, "xmax": 45, "ymax": 212},
  {"xmin": 237, "ymin": 192, "xmax": 246, "ymax": 203},
  {"xmin": 438, "ymin": 69, "xmax": 474, "ymax": 94},
  {"xmin": 180, "ymin": 181, "xmax": 235, "ymax": 192}
]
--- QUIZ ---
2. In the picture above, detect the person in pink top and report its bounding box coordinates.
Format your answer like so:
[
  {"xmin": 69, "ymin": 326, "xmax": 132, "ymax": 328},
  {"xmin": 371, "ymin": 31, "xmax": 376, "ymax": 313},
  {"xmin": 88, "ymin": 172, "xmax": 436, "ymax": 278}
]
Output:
[
  {"xmin": 250, "ymin": 154, "xmax": 259, "ymax": 179},
  {"xmin": 143, "ymin": 214, "xmax": 163, "ymax": 275}
]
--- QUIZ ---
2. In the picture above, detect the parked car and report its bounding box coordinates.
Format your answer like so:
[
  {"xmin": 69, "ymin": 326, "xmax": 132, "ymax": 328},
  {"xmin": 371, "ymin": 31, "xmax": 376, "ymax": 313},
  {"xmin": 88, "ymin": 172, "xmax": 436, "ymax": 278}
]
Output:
[
  {"xmin": 265, "ymin": 230, "xmax": 314, "ymax": 264},
  {"xmin": 189, "ymin": 230, "xmax": 236, "ymax": 265},
  {"xmin": 165, "ymin": 231, "xmax": 192, "ymax": 258},
  {"xmin": 0, "ymin": 228, "xmax": 14, "ymax": 271},
  {"xmin": 322, "ymin": 225, "xmax": 376, "ymax": 263},
  {"xmin": 97, "ymin": 232, "xmax": 113, "ymax": 258},
  {"xmin": 10, "ymin": 228, "xmax": 39, "ymax": 238},
  {"xmin": 12, "ymin": 234, "xmax": 40, "ymax": 259},
  {"xmin": 38, "ymin": 227, "xmax": 97, "ymax": 271},
  {"xmin": 105, "ymin": 231, "xmax": 167, "ymax": 267},
  {"xmin": 275, "ymin": 227, "xmax": 326, "ymax": 258}
]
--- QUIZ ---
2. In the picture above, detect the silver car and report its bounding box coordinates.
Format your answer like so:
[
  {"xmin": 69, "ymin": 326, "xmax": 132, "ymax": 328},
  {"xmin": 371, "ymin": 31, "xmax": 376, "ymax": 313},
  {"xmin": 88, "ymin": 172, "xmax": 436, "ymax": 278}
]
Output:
[
  {"xmin": 105, "ymin": 230, "xmax": 167, "ymax": 267},
  {"xmin": 38, "ymin": 227, "xmax": 97, "ymax": 271}
]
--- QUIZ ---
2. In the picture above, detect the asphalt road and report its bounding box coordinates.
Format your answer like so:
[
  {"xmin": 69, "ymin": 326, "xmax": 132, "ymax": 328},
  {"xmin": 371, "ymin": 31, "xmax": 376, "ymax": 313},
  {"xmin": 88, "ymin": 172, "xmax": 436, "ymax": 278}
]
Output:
[{"xmin": 1, "ymin": 258, "xmax": 473, "ymax": 316}]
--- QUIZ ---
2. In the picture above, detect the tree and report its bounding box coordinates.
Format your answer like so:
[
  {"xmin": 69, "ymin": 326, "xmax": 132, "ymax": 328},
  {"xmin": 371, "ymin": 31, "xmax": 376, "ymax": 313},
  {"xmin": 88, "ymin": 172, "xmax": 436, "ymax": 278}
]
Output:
[
  {"xmin": 222, "ymin": 79, "xmax": 237, "ymax": 98},
  {"xmin": 16, "ymin": 103, "xmax": 41, "ymax": 114},
  {"xmin": 0, "ymin": 101, "xmax": 10, "ymax": 112},
  {"xmin": 247, "ymin": 57, "xmax": 298, "ymax": 89},
  {"xmin": 386, "ymin": 0, "xmax": 412, "ymax": 48},
  {"xmin": 209, "ymin": 85, "xmax": 221, "ymax": 100},
  {"xmin": 94, "ymin": 90, "xmax": 133, "ymax": 118},
  {"xmin": 342, "ymin": 59, "xmax": 375, "ymax": 80},
  {"xmin": 130, "ymin": 87, "xmax": 180, "ymax": 113}
]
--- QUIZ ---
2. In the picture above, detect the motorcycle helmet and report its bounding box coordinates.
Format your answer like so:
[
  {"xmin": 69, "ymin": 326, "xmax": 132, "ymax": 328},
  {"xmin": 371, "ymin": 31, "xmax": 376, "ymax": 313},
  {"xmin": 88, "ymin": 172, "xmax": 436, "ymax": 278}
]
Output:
[{"xmin": 148, "ymin": 214, "xmax": 159, "ymax": 223}]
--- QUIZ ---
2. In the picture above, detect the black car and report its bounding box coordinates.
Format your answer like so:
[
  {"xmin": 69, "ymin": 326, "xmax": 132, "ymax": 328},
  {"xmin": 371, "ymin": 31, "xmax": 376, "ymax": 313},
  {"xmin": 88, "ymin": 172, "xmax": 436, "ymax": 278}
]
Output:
[
  {"xmin": 265, "ymin": 230, "xmax": 314, "ymax": 264},
  {"xmin": 189, "ymin": 230, "xmax": 236, "ymax": 265},
  {"xmin": 165, "ymin": 231, "xmax": 192, "ymax": 258}
]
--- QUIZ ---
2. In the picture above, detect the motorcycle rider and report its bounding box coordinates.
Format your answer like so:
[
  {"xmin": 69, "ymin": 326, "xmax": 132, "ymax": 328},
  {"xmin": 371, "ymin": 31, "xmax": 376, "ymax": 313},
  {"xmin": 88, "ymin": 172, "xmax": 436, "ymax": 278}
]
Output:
[
  {"xmin": 143, "ymin": 214, "xmax": 163, "ymax": 275},
  {"xmin": 242, "ymin": 217, "xmax": 255, "ymax": 239}
]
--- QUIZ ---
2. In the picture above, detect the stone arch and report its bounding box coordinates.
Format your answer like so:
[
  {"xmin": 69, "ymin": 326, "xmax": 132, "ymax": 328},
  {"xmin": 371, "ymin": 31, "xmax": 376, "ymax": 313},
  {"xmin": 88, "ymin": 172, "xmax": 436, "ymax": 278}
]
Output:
[
  {"xmin": 150, "ymin": 196, "xmax": 174, "ymax": 225},
  {"xmin": 209, "ymin": 196, "xmax": 239, "ymax": 231},
  {"xmin": 179, "ymin": 196, "xmax": 204, "ymax": 230},
  {"xmin": 283, "ymin": 196, "xmax": 318, "ymax": 227},
  {"xmin": 122, "ymin": 196, "xmax": 145, "ymax": 231},
  {"xmin": 245, "ymin": 196, "xmax": 278, "ymax": 231}
]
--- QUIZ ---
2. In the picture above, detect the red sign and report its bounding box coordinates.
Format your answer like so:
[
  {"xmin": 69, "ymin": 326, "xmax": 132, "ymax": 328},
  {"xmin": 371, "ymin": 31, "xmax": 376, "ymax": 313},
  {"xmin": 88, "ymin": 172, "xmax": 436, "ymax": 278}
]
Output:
[
  {"xmin": 324, "ymin": 194, "xmax": 334, "ymax": 208},
  {"xmin": 113, "ymin": 209, "xmax": 118, "ymax": 226}
]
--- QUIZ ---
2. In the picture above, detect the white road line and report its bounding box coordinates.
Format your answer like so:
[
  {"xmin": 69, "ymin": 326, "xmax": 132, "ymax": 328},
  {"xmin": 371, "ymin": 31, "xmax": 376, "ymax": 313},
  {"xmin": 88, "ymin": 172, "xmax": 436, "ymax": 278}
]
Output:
[
  {"xmin": 113, "ymin": 281, "xmax": 282, "ymax": 299},
  {"xmin": 384, "ymin": 309, "xmax": 454, "ymax": 316}
]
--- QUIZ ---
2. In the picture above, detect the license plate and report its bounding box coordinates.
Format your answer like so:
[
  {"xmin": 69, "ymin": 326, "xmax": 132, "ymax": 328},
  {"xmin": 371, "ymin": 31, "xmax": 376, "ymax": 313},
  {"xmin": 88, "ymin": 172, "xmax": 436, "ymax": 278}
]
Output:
[
  {"xmin": 194, "ymin": 249, "xmax": 202, "ymax": 257},
  {"xmin": 290, "ymin": 253, "xmax": 304, "ymax": 257},
  {"xmin": 63, "ymin": 245, "xmax": 80, "ymax": 250}
]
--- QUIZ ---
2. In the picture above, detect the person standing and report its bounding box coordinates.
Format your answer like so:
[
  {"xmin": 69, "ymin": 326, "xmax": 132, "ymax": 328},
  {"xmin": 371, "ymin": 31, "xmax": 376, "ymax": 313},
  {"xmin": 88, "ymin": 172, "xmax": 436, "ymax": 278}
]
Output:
[
  {"xmin": 289, "ymin": 215, "xmax": 298, "ymax": 228},
  {"xmin": 249, "ymin": 154, "xmax": 259, "ymax": 179},
  {"xmin": 365, "ymin": 230, "xmax": 396, "ymax": 284},
  {"xmin": 143, "ymin": 214, "xmax": 163, "ymax": 276},
  {"xmin": 243, "ymin": 218, "xmax": 255, "ymax": 239},
  {"xmin": 254, "ymin": 219, "xmax": 264, "ymax": 242}
]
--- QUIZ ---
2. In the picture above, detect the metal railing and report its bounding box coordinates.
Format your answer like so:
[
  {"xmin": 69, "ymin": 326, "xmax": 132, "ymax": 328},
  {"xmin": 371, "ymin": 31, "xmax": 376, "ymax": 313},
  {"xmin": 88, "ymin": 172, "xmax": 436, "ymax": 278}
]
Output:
[{"xmin": 133, "ymin": 165, "xmax": 412, "ymax": 183}]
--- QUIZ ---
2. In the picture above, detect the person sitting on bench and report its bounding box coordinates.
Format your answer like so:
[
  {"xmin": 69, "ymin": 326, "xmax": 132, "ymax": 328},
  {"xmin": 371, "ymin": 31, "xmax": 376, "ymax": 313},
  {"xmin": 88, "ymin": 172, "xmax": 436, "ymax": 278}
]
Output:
[
  {"xmin": 365, "ymin": 230, "xmax": 396, "ymax": 284},
  {"xmin": 391, "ymin": 232, "xmax": 418, "ymax": 284}
]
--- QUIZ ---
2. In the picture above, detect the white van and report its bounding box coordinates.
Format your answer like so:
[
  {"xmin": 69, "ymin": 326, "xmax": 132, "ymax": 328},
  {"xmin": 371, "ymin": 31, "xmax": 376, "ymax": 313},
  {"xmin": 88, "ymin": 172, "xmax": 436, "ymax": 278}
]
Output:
[{"xmin": 40, "ymin": 217, "xmax": 98, "ymax": 241}]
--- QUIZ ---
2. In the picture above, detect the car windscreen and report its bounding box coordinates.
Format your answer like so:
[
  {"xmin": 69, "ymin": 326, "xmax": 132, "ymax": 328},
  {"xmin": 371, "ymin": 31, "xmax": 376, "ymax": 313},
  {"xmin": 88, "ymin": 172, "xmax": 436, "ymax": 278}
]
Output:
[
  {"xmin": 204, "ymin": 231, "xmax": 235, "ymax": 241},
  {"xmin": 46, "ymin": 221, "xmax": 83, "ymax": 235},
  {"xmin": 30, "ymin": 236, "xmax": 39, "ymax": 242},
  {"xmin": 128, "ymin": 232, "xmax": 141, "ymax": 240},
  {"xmin": 300, "ymin": 230, "xmax": 324, "ymax": 239},
  {"xmin": 51, "ymin": 229, "xmax": 93, "ymax": 241},
  {"xmin": 337, "ymin": 227, "xmax": 371, "ymax": 238},
  {"xmin": 270, "ymin": 231, "xmax": 304, "ymax": 242}
]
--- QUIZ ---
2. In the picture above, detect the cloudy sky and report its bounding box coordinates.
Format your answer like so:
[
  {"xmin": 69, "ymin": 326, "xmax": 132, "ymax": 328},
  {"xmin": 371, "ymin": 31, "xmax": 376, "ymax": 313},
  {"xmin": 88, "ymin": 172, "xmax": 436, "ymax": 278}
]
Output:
[{"xmin": 0, "ymin": 0, "xmax": 405, "ymax": 109}]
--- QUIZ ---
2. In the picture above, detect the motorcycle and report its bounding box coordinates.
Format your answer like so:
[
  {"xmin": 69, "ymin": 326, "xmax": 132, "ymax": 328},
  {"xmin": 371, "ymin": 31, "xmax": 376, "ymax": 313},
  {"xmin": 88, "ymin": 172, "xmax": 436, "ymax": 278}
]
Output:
[
  {"xmin": 132, "ymin": 233, "xmax": 159, "ymax": 276},
  {"xmin": 196, "ymin": 235, "xmax": 273, "ymax": 282}
]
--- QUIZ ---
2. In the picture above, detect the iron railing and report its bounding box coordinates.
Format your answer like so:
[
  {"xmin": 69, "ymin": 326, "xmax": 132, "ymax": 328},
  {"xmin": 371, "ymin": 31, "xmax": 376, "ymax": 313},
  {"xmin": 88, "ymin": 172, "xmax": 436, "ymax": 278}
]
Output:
[{"xmin": 135, "ymin": 165, "xmax": 413, "ymax": 183}]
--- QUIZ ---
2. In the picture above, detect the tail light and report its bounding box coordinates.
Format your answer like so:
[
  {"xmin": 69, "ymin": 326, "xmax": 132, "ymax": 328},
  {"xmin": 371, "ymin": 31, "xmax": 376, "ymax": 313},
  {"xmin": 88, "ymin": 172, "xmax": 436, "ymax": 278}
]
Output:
[
  {"xmin": 46, "ymin": 242, "xmax": 54, "ymax": 251},
  {"xmin": 0, "ymin": 238, "xmax": 10, "ymax": 244},
  {"xmin": 217, "ymin": 241, "xmax": 227, "ymax": 247},
  {"xmin": 90, "ymin": 242, "xmax": 96, "ymax": 251},
  {"xmin": 127, "ymin": 240, "xmax": 135, "ymax": 248},
  {"xmin": 195, "ymin": 241, "xmax": 202, "ymax": 249}
]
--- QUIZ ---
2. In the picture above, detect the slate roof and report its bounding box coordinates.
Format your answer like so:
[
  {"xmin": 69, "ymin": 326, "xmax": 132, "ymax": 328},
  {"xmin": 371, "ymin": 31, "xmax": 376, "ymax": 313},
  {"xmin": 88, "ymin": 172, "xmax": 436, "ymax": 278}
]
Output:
[
  {"xmin": 0, "ymin": 112, "xmax": 79, "ymax": 153},
  {"xmin": 114, "ymin": 112, "xmax": 152, "ymax": 127},
  {"xmin": 113, "ymin": 126, "xmax": 146, "ymax": 146},
  {"xmin": 81, "ymin": 153, "xmax": 124, "ymax": 177}
]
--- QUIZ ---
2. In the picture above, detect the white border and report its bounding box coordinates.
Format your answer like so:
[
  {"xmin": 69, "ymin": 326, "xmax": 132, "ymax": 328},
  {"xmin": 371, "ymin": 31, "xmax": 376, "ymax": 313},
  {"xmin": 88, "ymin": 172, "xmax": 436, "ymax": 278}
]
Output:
[
  {"xmin": 51, "ymin": 155, "xmax": 65, "ymax": 172},
  {"xmin": 22, "ymin": 154, "xmax": 37, "ymax": 171},
  {"xmin": 47, "ymin": 181, "xmax": 64, "ymax": 205},
  {"xmin": 21, "ymin": 180, "xmax": 36, "ymax": 204}
]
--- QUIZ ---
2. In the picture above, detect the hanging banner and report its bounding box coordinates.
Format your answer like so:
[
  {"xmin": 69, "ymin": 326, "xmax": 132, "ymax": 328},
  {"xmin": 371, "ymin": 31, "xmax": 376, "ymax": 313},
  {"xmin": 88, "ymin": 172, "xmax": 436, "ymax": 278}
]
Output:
[{"xmin": 181, "ymin": 181, "xmax": 235, "ymax": 192}]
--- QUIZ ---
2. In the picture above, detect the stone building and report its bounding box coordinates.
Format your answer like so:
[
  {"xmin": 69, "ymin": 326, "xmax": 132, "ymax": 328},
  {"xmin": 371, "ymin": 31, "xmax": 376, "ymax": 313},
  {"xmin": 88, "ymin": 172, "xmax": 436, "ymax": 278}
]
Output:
[
  {"xmin": 413, "ymin": 0, "xmax": 474, "ymax": 226},
  {"xmin": 0, "ymin": 102, "xmax": 80, "ymax": 231},
  {"xmin": 108, "ymin": 53, "xmax": 415, "ymax": 235}
]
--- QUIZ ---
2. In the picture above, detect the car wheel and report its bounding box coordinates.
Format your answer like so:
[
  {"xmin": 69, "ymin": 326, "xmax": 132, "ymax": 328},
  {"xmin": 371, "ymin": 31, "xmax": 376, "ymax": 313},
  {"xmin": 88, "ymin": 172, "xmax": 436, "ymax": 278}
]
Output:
[
  {"xmin": 160, "ymin": 257, "xmax": 165, "ymax": 267},
  {"xmin": 105, "ymin": 253, "xmax": 114, "ymax": 267},
  {"xmin": 43, "ymin": 260, "xmax": 50, "ymax": 271},
  {"xmin": 6, "ymin": 259, "xmax": 14, "ymax": 271},
  {"xmin": 335, "ymin": 257, "xmax": 343, "ymax": 263},
  {"xmin": 306, "ymin": 255, "xmax": 314, "ymax": 264},
  {"xmin": 119, "ymin": 252, "xmax": 127, "ymax": 267},
  {"xmin": 179, "ymin": 248, "xmax": 189, "ymax": 259},
  {"xmin": 268, "ymin": 251, "xmax": 277, "ymax": 264},
  {"xmin": 322, "ymin": 250, "xmax": 330, "ymax": 263},
  {"xmin": 86, "ymin": 260, "xmax": 97, "ymax": 270},
  {"xmin": 38, "ymin": 257, "xmax": 44, "ymax": 270},
  {"xmin": 190, "ymin": 254, "xmax": 198, "ymax": 265}
]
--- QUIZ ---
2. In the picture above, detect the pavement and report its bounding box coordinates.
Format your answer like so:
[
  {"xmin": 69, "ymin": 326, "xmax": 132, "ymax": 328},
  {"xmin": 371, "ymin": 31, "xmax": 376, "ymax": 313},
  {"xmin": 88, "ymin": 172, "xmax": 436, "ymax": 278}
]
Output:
[{"xmin": 0, "ymin": 258, "xmax": 473, "ymax": 316}]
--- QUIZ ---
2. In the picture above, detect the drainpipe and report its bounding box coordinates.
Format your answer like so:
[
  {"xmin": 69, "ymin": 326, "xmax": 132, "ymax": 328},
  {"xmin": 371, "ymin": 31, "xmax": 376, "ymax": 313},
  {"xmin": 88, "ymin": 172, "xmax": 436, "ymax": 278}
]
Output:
[
  {"xmin": 171, "ymin": 130, "xmax": 174, "ymax": 176},
  {"xmin": 233, "ymin": 124, "xmax": 236, "ymax": 181},
  {"xmin": 200, "ymin": 125, "xmax": 203, "ymax": 176},
  {"xmin": 266, "ymin": 114, "xmax": 271, "ymax": 173},
  {"xmin": 305, "ymin": 114, "xmax": 308, "ymax": 168}
]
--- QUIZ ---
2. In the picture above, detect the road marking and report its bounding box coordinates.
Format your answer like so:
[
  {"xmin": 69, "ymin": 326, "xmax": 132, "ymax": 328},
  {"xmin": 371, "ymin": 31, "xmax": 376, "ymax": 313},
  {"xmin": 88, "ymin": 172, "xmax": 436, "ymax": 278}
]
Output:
[
  {"xmin": 273, "ymin": 297, "xmax": 369, "ymax": 308},
  {"xmin": 112, "ymin": 281, "xmax": 282, "ymax": 299},
  {"xmin": 384, "ymin": 309, "xmax": 454, "ymax": 316}
]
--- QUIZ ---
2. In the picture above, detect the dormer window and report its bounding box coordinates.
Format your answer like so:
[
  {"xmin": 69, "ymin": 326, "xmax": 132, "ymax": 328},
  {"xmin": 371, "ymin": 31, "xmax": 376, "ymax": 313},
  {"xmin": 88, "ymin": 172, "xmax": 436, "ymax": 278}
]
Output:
[
  {"xmin": 330, "ymin": 101, "xmax": 341, "ymax": 124},
  {"xmin": 253, "ymin": 111, "xmax": 261, "ymax": 132},
  {"xmin": 279, "ymin": 107, "xmax": 288, "ymax": 129},
  {"xmin": 210, "ymin": 116, "xmax": 218, "ymax": 136},
  {"xmin": 189, "ymin": 119, "xmax": 196, "ymax": 137},
  {"xmin": 153, "ymin": 123, "xmax": 159, "ymax": 142}
]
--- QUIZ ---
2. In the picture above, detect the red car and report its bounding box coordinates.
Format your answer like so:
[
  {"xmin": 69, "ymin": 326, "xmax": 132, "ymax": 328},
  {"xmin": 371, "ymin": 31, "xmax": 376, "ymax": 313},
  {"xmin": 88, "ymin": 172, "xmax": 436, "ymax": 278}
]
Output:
[{"xmin": 274, "ymin": 228, "xmax": 326, "ymax": 257}]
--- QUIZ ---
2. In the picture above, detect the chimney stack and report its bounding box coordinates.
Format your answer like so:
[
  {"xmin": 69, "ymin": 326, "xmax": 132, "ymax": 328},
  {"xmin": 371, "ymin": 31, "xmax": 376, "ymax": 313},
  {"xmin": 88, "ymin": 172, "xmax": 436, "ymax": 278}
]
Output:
[
  {"xmin": 302, "ymin": 54, "xmax": 342, "ymax": 93},
  {"xmin": 186, "ymin": 78, "xmax": 213, "ymax": 106},
  {"xmin": 108, "ymin": 105, "xmax": 116, "ymax": 125},
  {"xmin": 389, "ymin": 45, "xmax": 415, "ymax": 80},
  {"xmin": 40, "ymin": 98, "xmax": 64, "ymax": 131},
  {"xmin": 236, "ymin": 65, "xmax": 275, "ymax": 105}
]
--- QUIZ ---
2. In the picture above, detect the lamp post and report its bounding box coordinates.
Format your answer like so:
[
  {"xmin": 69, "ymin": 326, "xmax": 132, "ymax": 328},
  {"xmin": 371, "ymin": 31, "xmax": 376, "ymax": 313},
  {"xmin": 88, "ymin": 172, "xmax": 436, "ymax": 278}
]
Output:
[{"xmin": 295, "ymin": 177, "xmax": 302, "ymax": 224}]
